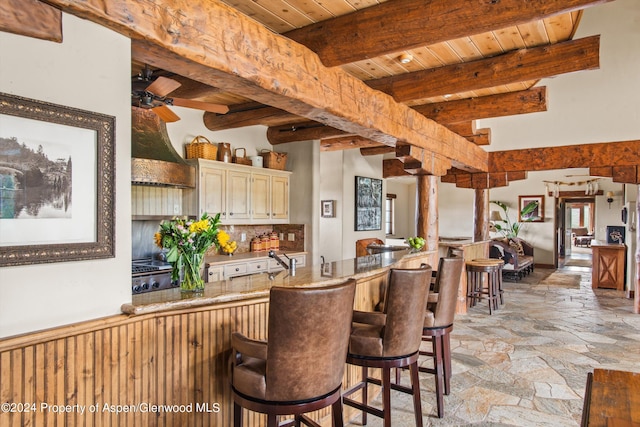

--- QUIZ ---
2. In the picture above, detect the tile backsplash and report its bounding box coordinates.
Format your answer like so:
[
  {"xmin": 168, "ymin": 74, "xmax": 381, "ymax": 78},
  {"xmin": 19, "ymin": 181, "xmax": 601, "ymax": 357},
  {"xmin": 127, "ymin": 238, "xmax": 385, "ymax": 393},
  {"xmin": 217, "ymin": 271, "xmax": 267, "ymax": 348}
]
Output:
[{"xmin": 133, "ymin": 220, "xmax": 305, "ymax": 259}]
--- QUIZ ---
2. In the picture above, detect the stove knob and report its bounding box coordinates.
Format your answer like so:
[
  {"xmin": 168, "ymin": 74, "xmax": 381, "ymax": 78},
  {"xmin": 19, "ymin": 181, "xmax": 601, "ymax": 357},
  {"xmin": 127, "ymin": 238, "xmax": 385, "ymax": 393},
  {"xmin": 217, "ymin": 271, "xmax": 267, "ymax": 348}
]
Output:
[
  {"xmin": 151, "ymin": 280, "xmax": 160, "ymax": 289},
  {"xmin": 133, "ymin": 285, "xmax": 142, "ymax": 293},
  {"xmin": 141, "ymin": 281, "xmax": 149, "ymax": 290}
]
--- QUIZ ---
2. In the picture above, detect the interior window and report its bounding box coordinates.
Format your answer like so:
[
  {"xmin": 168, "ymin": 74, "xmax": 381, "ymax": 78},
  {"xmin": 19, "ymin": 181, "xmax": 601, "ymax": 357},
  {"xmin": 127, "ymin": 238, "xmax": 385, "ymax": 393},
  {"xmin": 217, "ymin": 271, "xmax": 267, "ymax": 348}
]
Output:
[{"xmin": 385, "ymin": 194, "xmax": 396, "ymax": 235}]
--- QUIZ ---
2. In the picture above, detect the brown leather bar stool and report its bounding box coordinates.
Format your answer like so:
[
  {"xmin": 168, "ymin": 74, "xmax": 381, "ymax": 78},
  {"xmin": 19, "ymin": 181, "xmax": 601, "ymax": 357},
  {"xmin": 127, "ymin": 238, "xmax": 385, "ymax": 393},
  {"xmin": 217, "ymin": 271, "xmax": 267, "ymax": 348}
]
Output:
[
  {"xmin": 419, "ymin": 257, "xmax": 464, "ymax": 418},
  {"xmin": 466, "ymin": 259, "xmax": 502, "ymax": 314},
  {"xmin": 230, "ymin": 279, "xmax": 356, "ymax": 427},
  {"xmin": 342, "ymin": 266, "xmax": 432, "ymax": 427}
]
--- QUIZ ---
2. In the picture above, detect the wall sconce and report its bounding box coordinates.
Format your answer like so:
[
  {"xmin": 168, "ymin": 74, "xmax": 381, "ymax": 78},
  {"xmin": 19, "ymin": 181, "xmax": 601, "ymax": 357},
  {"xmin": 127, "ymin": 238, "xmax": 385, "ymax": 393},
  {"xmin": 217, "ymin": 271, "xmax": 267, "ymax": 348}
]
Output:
[
  {"xmin": 606, "ymin": 191, "xmax": 614, "ymax": 208},
  {"xmin": 490, "ymin": 211, "xmax": 503, "ymax": 222}
]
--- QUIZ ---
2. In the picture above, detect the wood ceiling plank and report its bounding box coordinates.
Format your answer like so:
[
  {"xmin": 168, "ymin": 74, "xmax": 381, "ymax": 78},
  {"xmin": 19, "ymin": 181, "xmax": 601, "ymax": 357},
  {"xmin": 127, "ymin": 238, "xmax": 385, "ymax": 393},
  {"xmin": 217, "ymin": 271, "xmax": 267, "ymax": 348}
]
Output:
[
  {"xmin": 517, "ymin": 20, "xmax": 551, "ymax": 48},
  {"xmin": 413, "ymin": 87, "xmax": 547, "ymax": 124},
  {"xmin": 48, "ymin": 0, "xmax": 487, "ymax": 170},
  {"xmin": 284, "ymin": 0, "xmax": 612, "ymax": 67},
  {"xmin": 1, "ymin": 0, "xmax": 62, "ymax": 42},
  {"xmin": 543, "ymin": 12, "xmax": 580, "ymax": 43},
  {"xmin": 367, "ymin": 36, "xmax": 600, "ymax": 103}
]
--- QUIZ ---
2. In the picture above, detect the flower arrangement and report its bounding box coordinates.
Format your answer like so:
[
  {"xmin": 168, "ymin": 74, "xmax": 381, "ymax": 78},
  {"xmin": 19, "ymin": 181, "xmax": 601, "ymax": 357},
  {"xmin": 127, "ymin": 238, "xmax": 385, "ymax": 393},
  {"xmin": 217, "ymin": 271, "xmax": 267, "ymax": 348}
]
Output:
[{"xmin": 155, "ymin": 212, "xmax": 221, "ymax": 292}]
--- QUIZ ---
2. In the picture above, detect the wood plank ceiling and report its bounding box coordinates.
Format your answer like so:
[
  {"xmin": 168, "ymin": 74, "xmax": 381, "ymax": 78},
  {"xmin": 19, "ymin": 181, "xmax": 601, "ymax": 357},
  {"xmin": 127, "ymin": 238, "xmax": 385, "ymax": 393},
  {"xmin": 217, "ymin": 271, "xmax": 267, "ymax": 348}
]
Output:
[
  {"xmin": 8, "ymin": 0, "xmax": 636, "ymax": 182},
  {"xmin": 127, "ymin": 0, "xmax": 607, "ymax": 176}
]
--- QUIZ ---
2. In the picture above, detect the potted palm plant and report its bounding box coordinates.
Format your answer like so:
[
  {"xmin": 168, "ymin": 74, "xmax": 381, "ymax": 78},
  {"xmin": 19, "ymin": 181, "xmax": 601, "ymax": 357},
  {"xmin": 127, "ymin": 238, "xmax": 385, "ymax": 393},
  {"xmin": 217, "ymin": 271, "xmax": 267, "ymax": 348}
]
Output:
[{"xmin": 490, "ymin": 200, "xmax": 540, "ymax": 239}]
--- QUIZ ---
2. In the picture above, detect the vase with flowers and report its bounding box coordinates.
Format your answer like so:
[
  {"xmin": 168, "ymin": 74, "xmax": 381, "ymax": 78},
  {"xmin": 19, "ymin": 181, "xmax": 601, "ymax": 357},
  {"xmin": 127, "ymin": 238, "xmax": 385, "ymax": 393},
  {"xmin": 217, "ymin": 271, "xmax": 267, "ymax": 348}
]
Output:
[{"xmin": 155, "ymin": 212, "xmax": 222, "ymax": 293}]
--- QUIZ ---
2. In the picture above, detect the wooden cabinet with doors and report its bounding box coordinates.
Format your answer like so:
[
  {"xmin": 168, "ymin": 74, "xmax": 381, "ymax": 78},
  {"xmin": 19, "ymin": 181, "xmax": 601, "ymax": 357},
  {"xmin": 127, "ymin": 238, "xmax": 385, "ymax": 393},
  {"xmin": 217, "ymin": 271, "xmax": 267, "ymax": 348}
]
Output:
[
  {"xmin": 592, "ymin": 242, "xmax": 626, "ymax": 291},
  {"xmin": 184, "ymin": 159, "xmax": 290, "ymax": 224}
]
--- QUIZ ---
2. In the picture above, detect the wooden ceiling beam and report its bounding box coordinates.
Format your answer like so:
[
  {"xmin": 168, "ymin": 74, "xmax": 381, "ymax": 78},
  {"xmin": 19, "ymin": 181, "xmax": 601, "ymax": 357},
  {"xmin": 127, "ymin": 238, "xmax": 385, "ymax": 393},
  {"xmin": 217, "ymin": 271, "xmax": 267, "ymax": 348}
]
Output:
[
  {"xmin": 489, "ymin": 140, "xmax": 640, "ymax": 173},
  {"xmin": 383, "ymin": 159, "xmax": 412, "ymax": 178},
  {"xmin": 1, "ymin": 0, "xmax": 62, "ymax": 42},
  {"xmin": 204, "ymin": 103, "xmax": 302, "ymax": 130},
  {"xmin": 284, "ymin": 0, "xmax": 611, "ymax": 67},
  {"xmin": 414, "ymin": 87, "xmax": 547, "ymax": 124},
  {"xmin": 209, "ymin": 83, "xmax": 546, "ymax": 134},
  {"xmin": 53, "ymin": 0, "xmax": 487, "ymax": 171},
  {"xmin": 367, "ymin": 36, "xmax": 600, "ymax": 103},
  {"xmin": 395, "ymin": 144, "xmax": 452, "ymax": 176},
  {"xmin": 320, "ymin": 135, "xmax": 383, "ymax": 152},
  {"xmin": 267, "ymin": 122, "xmax": 349, "ymax": 145},
  {"xmin": 360, "ymin": 145, "xmax": 396, "ymax": 156}
]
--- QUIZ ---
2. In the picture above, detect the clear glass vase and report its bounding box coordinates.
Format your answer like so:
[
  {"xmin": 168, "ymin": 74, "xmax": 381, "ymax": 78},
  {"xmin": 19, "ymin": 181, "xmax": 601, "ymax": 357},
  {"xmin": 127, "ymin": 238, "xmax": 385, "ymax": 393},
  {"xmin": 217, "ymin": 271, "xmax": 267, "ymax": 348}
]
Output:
[{"xmin": 180, "ymin": 253, "xmax": 205, "ymax": 293}]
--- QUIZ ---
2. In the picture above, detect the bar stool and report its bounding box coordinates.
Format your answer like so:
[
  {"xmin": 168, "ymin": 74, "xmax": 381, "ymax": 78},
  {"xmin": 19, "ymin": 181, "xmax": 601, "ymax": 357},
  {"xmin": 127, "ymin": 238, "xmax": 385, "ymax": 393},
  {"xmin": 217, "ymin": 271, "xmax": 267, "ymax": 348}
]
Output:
[
  {"xmin": 466, "ymin": 259, "xmax": 503, "ymax": 314},
  {"xmin": 472, "ymin": 258, "xmax": 504, "ymax": 305},
  {"xmin": 230, "ymin": 279, "xmax": 357, "ymax": 427},
  {"xmin": 419, "ymin": 257, "xmax": 464, "ymax": 418},
  {"xmin": 342, "ymin": 266, "xmax": 432, "ymax": 427}
]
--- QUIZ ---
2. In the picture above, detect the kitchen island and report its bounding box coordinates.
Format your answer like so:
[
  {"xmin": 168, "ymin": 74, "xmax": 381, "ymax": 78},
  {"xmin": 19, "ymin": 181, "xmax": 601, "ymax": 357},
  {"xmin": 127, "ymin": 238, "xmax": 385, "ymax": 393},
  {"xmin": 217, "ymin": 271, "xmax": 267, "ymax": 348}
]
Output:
[{"xmin": 0, "ymin": 249, "xmax": 436, "ymax": 427}]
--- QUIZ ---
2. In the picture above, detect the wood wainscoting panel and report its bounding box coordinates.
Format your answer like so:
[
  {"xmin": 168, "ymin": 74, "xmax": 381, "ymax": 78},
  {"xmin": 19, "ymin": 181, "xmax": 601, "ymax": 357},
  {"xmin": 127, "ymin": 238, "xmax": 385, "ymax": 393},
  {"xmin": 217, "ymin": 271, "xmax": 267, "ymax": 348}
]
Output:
[
  {"xmin": 0, "ymin": 260, "xmax": 407, "ymax": 427},
  {"xmin": 0, "ymin": 298, "xmax": 271, "ymax": 427}
]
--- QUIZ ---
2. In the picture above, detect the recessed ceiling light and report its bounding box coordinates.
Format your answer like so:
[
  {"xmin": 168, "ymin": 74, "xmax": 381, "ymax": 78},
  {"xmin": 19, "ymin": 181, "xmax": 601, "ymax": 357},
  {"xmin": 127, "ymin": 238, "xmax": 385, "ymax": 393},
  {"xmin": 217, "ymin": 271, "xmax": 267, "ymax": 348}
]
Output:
[{"xmin": 398, "ymin": 53, "xmax": 413, "ymax": 64}]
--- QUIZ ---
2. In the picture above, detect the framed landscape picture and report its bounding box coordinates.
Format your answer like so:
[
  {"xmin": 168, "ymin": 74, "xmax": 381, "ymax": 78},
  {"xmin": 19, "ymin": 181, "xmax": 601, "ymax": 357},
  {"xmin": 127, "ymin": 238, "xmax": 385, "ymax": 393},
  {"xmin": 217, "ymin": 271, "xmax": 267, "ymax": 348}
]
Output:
[
  {"xmin": 355, "ymin": 176, "xmax": 382, "ymax": 231},
  {"xmin": 0, "ymin": 93, "xmax": 115, "ymax": 266}
]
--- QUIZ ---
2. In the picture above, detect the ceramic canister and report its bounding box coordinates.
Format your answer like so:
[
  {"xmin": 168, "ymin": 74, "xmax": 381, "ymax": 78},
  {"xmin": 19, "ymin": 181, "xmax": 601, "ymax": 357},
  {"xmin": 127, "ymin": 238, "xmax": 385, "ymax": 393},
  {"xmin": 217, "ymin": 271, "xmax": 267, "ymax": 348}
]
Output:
[
  {"xmin": 249, "ymin": 156, "xmax": 263, "ymax": 167},
  {"xmin": 217, "ymin": 143, "xmax": 232, "ymax": 162}
]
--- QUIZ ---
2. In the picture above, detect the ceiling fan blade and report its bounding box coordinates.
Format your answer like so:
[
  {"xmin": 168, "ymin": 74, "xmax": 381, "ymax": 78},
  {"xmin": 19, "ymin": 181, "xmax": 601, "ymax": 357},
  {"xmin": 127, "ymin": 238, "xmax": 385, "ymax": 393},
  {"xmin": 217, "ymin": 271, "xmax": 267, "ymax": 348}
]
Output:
[
  {"xmin": 146, "ymin": 76, "xmax": 182, "ymax": 97},
  {"xmin": 152, "ymin": 105, "xmax": 181, "ymax": 122},
  {"xmin": 172, "ymin": 98, "xmax": 230, "ymax": 114}
]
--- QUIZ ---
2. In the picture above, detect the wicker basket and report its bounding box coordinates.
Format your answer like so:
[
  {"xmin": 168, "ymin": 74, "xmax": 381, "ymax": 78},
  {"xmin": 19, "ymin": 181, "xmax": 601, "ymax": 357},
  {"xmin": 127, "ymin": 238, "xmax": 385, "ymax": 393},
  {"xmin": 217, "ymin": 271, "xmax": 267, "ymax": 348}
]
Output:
[
  {"xmin": 185, "ymin": 135, "xmax": 218, "ymax": 160},
  {"xmin": 259, "ymin": 149, "xmax": 287, "ymax": 170},
  {"xmin": 233, "ymin": 148, "xmax": 252, "ymax": 166}
]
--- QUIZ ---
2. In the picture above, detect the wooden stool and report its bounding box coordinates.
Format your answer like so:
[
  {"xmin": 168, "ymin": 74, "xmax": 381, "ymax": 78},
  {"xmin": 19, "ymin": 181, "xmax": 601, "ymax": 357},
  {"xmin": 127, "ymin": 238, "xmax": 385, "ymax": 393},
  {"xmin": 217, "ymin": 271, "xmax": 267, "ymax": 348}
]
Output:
[{"xmin": 466, "ymin": 260, "xmax": 503, "ymax": 314}]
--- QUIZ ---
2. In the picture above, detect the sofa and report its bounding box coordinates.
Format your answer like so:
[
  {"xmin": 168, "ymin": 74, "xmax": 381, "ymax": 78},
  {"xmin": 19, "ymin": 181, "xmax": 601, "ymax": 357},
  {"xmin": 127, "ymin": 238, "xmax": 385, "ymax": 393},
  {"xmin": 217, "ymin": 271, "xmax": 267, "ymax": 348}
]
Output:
[
  {"xmin": 572, "ymin": 227, "xmax": 594, "ymax": 247},
  {"xmin": 489, "ymin": 238, "xmax": 534, "ymax": 281}
]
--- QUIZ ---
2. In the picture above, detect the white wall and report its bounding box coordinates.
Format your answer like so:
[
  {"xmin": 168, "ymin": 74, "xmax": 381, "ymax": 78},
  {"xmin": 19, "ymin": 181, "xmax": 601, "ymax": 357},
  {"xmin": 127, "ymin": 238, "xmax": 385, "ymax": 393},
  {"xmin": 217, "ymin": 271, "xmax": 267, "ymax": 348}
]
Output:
[
  {"xmin": 437, "ymin": 0, "xmax": 640, "ymax": 267},
  {"xmin": 386, "ymin": 178, "xmax": 416, "ymax": 239},
  {"xmin": 319, "ymin": 151, "xmax": 345, "ymax": 263},
  {"xmin": 0, "ymin": 15, "xmax": 132, "ymax": 338},
  {"xmin": 342, "ymin": 150, "xmax": 386, "ymax": 259}
]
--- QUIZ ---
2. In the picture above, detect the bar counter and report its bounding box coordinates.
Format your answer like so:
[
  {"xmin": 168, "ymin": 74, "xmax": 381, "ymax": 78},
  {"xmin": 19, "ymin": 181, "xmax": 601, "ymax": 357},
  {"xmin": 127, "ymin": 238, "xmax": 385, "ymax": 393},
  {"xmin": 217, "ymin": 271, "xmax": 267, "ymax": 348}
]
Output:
[
  {"xmin": 122, "ymin": 249, "xmax": 433, "ymax": 315},
  {"xmin": 1, "ymin": 249, "xmax": 436, "ymax": 427}
]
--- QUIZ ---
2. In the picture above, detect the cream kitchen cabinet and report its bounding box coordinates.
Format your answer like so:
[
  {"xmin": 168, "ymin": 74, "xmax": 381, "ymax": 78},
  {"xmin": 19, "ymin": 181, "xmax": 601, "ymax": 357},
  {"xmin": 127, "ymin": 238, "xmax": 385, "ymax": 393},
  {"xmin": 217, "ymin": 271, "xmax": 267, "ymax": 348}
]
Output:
[
  {"xmin": 251, "ymin": 172, "xmax": 289, "ymax": 221},
  {"xmin": 184, "ymin": 159, "xmax": 290, "ymax": 224}
]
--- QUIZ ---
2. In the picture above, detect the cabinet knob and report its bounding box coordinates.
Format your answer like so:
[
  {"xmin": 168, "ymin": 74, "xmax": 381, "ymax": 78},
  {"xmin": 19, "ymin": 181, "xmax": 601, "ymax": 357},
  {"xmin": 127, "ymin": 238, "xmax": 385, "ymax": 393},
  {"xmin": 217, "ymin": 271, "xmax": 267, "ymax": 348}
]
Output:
[{"xmin": 230, "ymin": 212, "xmax": 234, "ymax": 216}]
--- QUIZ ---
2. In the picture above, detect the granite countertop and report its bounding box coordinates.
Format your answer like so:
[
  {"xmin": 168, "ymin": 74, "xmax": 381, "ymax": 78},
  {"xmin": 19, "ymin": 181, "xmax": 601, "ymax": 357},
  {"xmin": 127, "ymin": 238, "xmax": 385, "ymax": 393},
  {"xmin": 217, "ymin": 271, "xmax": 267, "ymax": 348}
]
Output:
[
  {"xmin": 122, "ymin": 249, "xmax": 431, "ymax": 316},
  {"xmin": 438, "ymin": 237, "xmax": 486, "ymax": 247},
  {"xmin": 591, "ymin": 240, "xmax": 626, "ymax": 247}
]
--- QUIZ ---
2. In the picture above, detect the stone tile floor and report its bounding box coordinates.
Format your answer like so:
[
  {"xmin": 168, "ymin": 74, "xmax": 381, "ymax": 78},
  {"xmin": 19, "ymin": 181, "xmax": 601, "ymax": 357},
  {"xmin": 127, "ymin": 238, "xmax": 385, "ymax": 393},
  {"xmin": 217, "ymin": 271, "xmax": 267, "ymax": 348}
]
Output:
[{"xmin": 346, "ymin": 255, "xmax": 640, "ymax": 426}]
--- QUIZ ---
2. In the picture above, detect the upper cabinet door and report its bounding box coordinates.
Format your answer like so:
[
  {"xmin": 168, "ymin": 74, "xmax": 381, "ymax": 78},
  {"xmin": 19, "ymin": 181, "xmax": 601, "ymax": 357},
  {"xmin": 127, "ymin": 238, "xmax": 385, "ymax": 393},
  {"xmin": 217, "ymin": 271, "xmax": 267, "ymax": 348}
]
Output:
[
  {"xmin": 251, "ymin": 172, "xmax": 271, "ymax": 220},
  {"xmin": 271, "ymin": 175, "xmax": 289, "ymax": 220},
  {"xmin": 227, "ymin": 169, "xmax": 251, "ymax": 221},
  {"xmin": 201, "ymin": 166, "xmax": 226, "ymax": 219}
]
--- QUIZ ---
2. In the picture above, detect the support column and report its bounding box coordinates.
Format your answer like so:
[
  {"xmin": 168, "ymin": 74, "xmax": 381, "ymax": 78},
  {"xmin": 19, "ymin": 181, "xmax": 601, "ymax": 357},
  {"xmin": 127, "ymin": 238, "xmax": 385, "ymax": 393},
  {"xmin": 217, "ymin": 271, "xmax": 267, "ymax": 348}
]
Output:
[
  {"xmin": 416, "ymin": 175, "xmax": 438, "ymax": 252},
  {"xmin": 474, "ymin": 188, "xmax": 490, "ymax": 242},
  {"xmin": 635, "ymin": 189, "xmax": 639, "ymax": 314}
]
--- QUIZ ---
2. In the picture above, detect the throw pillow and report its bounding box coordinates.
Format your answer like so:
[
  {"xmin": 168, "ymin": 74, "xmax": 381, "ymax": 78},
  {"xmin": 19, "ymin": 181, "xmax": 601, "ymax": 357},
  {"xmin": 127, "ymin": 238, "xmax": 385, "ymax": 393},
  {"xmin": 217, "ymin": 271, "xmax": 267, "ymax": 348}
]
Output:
[{"xmin": 509, "ymin": 239, "xmax": 525, "ymax": 256}]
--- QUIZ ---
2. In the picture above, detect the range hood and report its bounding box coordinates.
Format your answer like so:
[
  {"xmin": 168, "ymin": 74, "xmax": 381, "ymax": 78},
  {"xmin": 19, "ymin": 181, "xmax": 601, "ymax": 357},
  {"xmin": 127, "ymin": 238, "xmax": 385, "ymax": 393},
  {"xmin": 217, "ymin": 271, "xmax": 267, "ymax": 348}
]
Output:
[{"xmin": 131, "ymin": 107, "xmax": 195, "ymax": 188}]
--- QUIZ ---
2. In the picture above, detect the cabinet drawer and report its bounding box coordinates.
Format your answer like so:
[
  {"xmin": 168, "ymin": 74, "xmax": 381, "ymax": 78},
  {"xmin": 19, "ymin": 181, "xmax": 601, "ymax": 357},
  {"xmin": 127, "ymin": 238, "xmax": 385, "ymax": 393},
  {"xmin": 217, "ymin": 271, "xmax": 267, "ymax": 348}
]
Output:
[
  {"xmin": 247, "ymin": 260, "xmax": 268, "ymax": 273},
  {"xmin": 224, "ymin": 263, "xmax": 248, "ymax": 277}
]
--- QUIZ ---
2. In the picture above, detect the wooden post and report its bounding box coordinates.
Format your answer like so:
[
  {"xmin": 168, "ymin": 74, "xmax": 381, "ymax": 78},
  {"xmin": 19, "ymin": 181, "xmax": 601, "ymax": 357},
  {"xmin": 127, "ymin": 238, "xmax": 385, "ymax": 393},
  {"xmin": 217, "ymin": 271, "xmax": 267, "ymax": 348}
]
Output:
[
  {"xmin": 417, "ymin": 175, "xmax": 438, "ymax": 251},
  {"xmin": 474, "ymin": 188, "xmax": 490, "ymax": 242},
  {"xmin": 635, "ymin": 189, "xmax": 640, "ymax": 314}
]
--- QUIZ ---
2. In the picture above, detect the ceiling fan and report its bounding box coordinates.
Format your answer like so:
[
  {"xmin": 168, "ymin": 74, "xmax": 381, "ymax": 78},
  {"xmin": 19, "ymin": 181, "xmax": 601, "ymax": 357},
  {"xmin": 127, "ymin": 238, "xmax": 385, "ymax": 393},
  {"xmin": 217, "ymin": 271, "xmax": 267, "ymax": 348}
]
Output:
[{"xmin": 131, "ymin": 65, "xmax": 229, "ymax": 122}]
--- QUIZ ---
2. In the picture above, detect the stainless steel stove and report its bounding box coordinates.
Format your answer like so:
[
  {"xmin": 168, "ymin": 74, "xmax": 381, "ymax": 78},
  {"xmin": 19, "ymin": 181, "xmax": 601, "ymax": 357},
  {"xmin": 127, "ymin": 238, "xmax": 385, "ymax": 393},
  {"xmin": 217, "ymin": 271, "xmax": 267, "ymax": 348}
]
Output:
[{"xmin": 132, "ymin": 258, "xmax": 178, "ymax": 294}]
